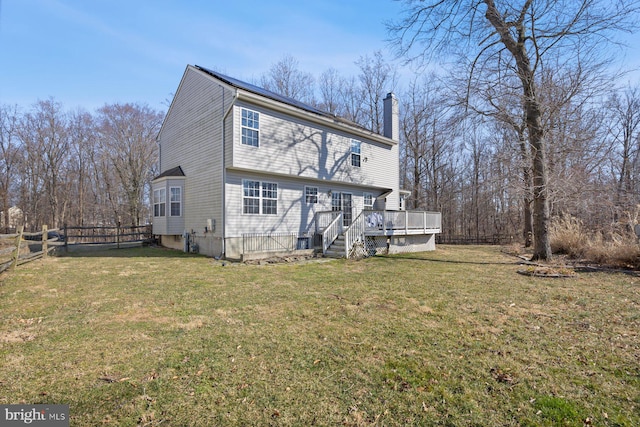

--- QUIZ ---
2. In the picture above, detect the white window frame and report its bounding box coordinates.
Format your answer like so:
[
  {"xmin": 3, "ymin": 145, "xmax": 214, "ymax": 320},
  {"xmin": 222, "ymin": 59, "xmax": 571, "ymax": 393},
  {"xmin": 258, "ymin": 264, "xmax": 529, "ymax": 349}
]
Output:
[
  {"xmin": 261, "ymin": 182, "xmax": 278, "ymax": 215},
  {"xmin": 153, "ymin": 188, "xmax": 166, "ymax": 217},
  {"xmin": 364, "ymin": 193, "xmax": 374, "ymax": 210},
  {"xmin": 170, "ymin": 186, "xmax": 182, "ymax": 217},
  {"xmin": 243, "ymin": 179, "xmax": 277, "ymax": 215},
  {"xmin": 305, "ymin": 186, "xmax": 318, "ymax": 204},
  {"xmin": 351, "ymin": 140, "xmax": 361, "ymax": 167},
  {"xmin": 241, "ymin": 108, "xmax": 260, "ymax": 147}
]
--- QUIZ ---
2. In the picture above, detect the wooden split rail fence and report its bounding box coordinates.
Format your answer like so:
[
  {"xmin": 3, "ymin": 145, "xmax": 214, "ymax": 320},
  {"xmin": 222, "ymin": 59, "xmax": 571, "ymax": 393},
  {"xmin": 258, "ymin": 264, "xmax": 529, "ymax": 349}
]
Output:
[
  {"xmin": 0, "ymin": 224, "xmax": 152, "ymax": 273},
  {"xmin": 0, "ymin": 225, "xmax": 62, "ymax": 274}
]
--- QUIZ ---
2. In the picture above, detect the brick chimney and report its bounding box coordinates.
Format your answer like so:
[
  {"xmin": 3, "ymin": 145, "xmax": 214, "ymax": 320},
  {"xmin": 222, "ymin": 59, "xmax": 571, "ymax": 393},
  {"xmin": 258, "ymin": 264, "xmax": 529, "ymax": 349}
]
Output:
[{"xmin": 383, "ymin": 92, "xmax": 399, "ymax": 141}]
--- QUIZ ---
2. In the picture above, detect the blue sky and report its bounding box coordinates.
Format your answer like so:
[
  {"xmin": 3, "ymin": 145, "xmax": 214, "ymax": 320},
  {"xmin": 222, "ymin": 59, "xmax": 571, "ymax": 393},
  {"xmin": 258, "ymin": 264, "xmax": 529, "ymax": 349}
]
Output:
[
  {"xmin": 1, "ymin": 0, "xmax": 405, "ymax": 111},
  {"xmin": 1, "ymin": 0, "xmax": 639, "ymax": 112}
]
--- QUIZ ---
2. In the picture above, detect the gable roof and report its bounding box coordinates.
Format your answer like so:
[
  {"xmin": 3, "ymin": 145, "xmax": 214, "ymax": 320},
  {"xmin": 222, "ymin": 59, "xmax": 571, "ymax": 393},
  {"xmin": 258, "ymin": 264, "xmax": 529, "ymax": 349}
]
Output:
[{"xmin": 194, "ymin": 65, "xmax": 375, "ymax": 135}]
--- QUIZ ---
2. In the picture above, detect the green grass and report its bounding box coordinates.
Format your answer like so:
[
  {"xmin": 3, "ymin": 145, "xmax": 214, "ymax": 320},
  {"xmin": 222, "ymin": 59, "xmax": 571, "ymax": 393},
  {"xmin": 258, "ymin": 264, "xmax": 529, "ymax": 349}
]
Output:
[{"xmin": 0, "ymin": 245, "xmax": 638, "ymax": 426}]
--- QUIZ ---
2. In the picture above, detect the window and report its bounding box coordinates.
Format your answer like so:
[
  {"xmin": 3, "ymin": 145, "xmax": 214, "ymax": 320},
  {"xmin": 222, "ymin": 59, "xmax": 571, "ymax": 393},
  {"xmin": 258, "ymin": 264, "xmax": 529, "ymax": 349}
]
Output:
[
  {"xmin": 351, "ymin": 140, "xmax": 361, "ymax": 167},
  {"xmin": 305, "ymin": 186, "xmax": 318, "ymax": 204},
  {"xmin": 170, "ymin": 187, "xmax": 181, "ymax": 216},
  {"xmin": 241, "ymin": 108, "xmax": 260, "ymax": 147},
  {"xmin": 364, "ymin": 193, "xmax": 374, "ymax": 210},
  {"xmin": 262, "ymin": 182, "xmax": 278, "ymax": 215},
  {"xmin": 243, "ymin": 180, "xmax": 260, "ymax": 214},
  {"xmin": 153, "ymin": 188, "xmax": 166, "ymax": 217},
  {"xmin": 243, "ymin": 180, "xmax": 277, "ymax": 215}
]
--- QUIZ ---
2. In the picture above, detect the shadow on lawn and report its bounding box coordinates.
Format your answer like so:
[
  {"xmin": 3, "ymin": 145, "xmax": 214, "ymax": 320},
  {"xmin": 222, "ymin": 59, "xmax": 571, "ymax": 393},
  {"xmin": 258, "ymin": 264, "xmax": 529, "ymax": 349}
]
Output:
[
  {"xmin": 377, "ymin": 254, "xmax": 518, "ymax": 266},
  {"xmin": 59, "ymin": 245, "xmax": 200, "ymax": 259}
]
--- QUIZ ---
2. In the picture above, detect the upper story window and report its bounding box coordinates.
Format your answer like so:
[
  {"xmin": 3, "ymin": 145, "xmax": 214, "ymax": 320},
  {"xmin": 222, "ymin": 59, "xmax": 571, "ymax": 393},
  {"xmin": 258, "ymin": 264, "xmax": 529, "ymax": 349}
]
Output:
[
  {"xmin": 241, "ymin": 108, "xmax": 260, "ymax": 147},
  {"xmin": 243, "ymin": 179, "xmax": 277, "ymax": 215},
  {"xmin": 305, "ymin": 186, "xmax": 318, "ymax": 204},
  {"xmin": 351, "ymin": 140, "xmax": 361, "ymax": 167},
  {"xmin": 153, "ymin": 188, "xmax": 166, "ymax": 217},
  {"xmin": 170, "ymin": 187, "xmax": 182, "ymax": 216}
]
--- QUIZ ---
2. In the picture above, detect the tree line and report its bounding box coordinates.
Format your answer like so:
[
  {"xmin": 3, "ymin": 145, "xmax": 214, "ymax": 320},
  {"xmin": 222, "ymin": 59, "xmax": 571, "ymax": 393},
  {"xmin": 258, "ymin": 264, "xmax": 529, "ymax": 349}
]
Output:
[{"xmin": 0, "ymin": 100, "xmax": 163, "ymax": 231}]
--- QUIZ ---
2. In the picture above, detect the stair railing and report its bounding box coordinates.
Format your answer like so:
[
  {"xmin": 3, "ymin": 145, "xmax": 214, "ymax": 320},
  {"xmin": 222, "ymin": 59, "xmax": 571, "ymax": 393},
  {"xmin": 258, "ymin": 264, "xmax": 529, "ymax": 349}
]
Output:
[
  {"xmin": 344, "ymin": 211, "xmax": 366, "ymax": 258},
  {"xmin": 322, "ymin": 212, "xmax": 343, "ymax": 255}
]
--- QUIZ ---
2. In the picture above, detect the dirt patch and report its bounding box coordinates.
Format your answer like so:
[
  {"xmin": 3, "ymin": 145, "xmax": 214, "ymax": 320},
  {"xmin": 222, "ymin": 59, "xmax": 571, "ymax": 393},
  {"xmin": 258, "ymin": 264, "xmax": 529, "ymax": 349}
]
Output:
[{"xmin": 243, "ymin": 253, "xmax": 330, "ymax": 265}]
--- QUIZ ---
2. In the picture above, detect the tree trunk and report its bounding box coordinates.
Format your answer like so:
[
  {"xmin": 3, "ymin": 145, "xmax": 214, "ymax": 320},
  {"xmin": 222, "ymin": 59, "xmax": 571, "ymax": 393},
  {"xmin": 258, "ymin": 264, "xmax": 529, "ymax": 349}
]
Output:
[
  {"xmin": 518, "ymin": 127, "xmax": 533, "ymax": 247},
  {"xmin": 484, "ymin": 0, "xmax": 552, "ymax": 260},
  {"xmin": 526, "ymin": 99, "xmax": 552, "ymax": 260}
]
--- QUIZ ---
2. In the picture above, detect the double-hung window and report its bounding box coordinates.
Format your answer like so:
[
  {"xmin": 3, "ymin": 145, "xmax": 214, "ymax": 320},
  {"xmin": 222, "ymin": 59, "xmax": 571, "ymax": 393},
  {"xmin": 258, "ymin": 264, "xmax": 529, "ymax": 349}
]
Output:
[
  {"xmin": 305, "ymin": 186, "xmax": 318, "ymax": 204},
  {"xmin": 351, "ymin": 140, "xmax": 361, "ymax": 167},
  {"xmin": 243, "ymin": 180, "xmax": 277, "ymax": 215},
  {"xmin": 153, "ymin": 188, "xmax": 166, "ymax": 217},
  {"xmin": 241, "ymin": 108, "xmax": 260, "ymax": 147},
  {"xmin": 262, "ymin": 182, "xmax": 278, "ymax": 215},
  {"xmin": 364, "ymin": 193, "xmax": 374, "ymax": 210},
  {"xmin": 170, "ymin": 187, "xmax": 181, "ymax": 216}
]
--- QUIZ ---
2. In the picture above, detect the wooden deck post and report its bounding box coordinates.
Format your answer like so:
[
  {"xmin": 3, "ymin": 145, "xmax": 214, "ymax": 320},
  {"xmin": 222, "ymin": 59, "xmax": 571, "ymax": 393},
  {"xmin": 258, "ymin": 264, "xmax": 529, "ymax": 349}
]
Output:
[{"xmin": 42, "ymin": 225, "xmax": 48, "ymax": 258}]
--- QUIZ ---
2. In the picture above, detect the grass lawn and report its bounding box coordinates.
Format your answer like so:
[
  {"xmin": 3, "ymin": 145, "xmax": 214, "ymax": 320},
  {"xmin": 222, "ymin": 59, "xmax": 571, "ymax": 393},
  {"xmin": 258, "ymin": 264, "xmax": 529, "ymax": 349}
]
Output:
[{"xmin": 0, "ymin": 245, "xmax": 638, "ymax": 426}]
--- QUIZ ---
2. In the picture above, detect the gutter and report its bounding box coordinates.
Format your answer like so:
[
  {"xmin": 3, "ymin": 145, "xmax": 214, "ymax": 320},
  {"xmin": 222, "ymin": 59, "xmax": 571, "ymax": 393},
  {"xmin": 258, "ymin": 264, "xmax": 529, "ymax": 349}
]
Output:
[{"xmin": 220, "ymin": 86, "xmax": 238, "ymax": 259}]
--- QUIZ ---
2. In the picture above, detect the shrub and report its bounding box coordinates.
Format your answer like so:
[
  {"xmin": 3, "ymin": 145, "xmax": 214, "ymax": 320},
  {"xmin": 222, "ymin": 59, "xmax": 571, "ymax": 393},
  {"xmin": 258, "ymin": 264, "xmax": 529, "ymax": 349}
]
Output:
[
  {"xmin": 550, "ymin": 214, "xmax": 587, "ymax": 258},
  {"xmin": 550, "ymin": 213, "xmax": 640, "ymax": 269}
]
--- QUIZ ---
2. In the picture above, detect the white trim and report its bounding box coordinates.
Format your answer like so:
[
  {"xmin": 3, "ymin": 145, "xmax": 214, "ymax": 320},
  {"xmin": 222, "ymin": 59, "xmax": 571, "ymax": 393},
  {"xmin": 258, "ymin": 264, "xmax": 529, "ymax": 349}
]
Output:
[
  {"xmin": 305, "ymin": 185, "xmax": 319, "ymax": 204},
  {"xmin": 242, "ymin": 179, "xmax": 278, "ymax": 216},
  {"xmin": 169, "ymin": 186, "xmax": 182, "ymax": 217},
  {"xmin": 364, "ymin": 192, "xmax": 374, "ymax": 210},
  {"xmin": 153, "ymin": 188, "xmax": 166, "ymax": 217},
  {"xmin": 240, "ymin": 108, "xmax": 260, "ymax": 147}
]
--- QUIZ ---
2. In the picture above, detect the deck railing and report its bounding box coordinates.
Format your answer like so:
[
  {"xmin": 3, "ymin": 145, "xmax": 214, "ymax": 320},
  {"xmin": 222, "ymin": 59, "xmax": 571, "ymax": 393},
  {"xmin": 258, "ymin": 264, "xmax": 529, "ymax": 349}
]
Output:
[
  {"xmin": 315, "ymin": 211, "xmax": 342, "ymax": 233},
  {"xmin": 363, "ymin": 210, "xmax": 441, "ymax": 234}
]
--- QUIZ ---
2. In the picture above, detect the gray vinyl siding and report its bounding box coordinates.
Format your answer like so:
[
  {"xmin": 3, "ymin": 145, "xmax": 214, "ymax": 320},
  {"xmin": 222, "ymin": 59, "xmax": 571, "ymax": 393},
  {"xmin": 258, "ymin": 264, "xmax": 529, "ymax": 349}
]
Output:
[
  {"xmin": 157, "ymin": 66, "xmax": 234, "ymax": 237},
  {"xmin": 230, "ymin": 101, "xmax": 398, "ymax": 192},
  {"xmin": 224, "ymin": 171, "xmax": 390, "ymax": 238}
]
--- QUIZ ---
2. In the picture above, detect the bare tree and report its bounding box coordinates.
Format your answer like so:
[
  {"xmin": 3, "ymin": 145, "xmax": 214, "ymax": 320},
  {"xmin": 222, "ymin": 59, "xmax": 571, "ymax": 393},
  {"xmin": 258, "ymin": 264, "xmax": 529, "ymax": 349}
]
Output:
[
  {"xmin": 260, "ymin": 55, "xmax": 316, "ymax": 105},
  {"xmin": 607, "ymin": 85, "xmax": 640, "ymax": 216},
  {"xmin": 17, "ymin": 99, "xmax": 70, "ymax": 229},
  {"xmin": 97, "ymin": 103, "xmax": 163, "ymax": 226},
  {"xmin": 67, "ymin": 109, "xmax": 97, "ymax": 226},
  {"xmin": 400, "ymin": 74, "xmax": 453, "ymax": 211},
  {"xmin": 0, "ymin": 104, "xmax": 21, "ymax": 232},
  {"xmin": 356, "ymin": 51, "xmax": 398, "ymax": 134},
  {"xmin": 390, "ymin": 0, "xmax": 640, "ymax": 260}
]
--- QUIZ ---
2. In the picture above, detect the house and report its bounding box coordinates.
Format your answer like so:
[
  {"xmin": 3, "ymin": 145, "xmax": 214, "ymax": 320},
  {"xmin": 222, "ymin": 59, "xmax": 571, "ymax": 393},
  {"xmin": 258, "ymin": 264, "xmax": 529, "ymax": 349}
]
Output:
[{"xmin": 152, "ymin": 65, "xmax": 441, "ymax": 260}]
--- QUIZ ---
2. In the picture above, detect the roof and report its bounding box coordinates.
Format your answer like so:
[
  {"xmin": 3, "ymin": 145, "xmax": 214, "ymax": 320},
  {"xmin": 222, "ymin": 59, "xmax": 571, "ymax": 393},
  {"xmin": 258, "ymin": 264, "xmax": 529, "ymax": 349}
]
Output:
[
  {"xmin": 153, "ymin": 166, "xmax": 185, "ymax": 180},
  {"xmin": 194, "ymin": 65, "xmax": 373, "ymax": 134}
]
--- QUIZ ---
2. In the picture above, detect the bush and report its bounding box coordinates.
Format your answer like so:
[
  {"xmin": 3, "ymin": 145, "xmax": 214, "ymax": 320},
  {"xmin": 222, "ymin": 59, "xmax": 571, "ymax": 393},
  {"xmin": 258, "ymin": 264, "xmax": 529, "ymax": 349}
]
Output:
[
  {"xmin": 550, "ymin": 213, "xmax": 640, "ymax": 269},
  {"xmin": 550, "ymin": 214, "xmax": 587, "ymax": 258}
]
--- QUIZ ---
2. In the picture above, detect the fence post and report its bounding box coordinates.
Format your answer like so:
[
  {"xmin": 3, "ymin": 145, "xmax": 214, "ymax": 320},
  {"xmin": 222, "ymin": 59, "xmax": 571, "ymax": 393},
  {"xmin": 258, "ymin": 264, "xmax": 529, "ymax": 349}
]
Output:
[
  {"xmin": 11, "ymin": 225, "xmax": 23, "ymax": 271},
  {"xmin": 117, "ymin": 221, "xmax": 121, "ymax": 249},
  {"xmin": 42, "ymin": 225, "xmax": 48, "ymax": 258},
  {"xmin": 64, "ymin": 223, "xmax": 68, "ymax": 253}
]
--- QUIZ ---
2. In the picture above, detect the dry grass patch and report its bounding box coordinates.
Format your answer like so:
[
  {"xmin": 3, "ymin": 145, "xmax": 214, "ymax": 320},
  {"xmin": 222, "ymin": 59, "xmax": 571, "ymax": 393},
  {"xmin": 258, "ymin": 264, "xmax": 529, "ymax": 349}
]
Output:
[{"xmin": 0, "ymin": 246, "xmax": 638, "ymax": 426}]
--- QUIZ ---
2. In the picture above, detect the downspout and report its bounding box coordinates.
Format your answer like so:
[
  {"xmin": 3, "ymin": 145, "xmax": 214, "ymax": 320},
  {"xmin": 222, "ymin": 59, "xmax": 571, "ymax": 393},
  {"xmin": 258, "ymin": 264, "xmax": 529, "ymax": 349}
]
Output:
[{"xmin": 220, "ymin": 85, "xmax": 238, "ymax": 258}]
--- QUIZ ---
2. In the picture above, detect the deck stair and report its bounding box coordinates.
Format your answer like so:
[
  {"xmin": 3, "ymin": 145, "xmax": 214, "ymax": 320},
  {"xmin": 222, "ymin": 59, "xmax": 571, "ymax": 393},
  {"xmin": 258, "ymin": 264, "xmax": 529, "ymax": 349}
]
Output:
[{"xmin": 324, "ymin": 235, "xmax": 346, "ymax": 258}]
